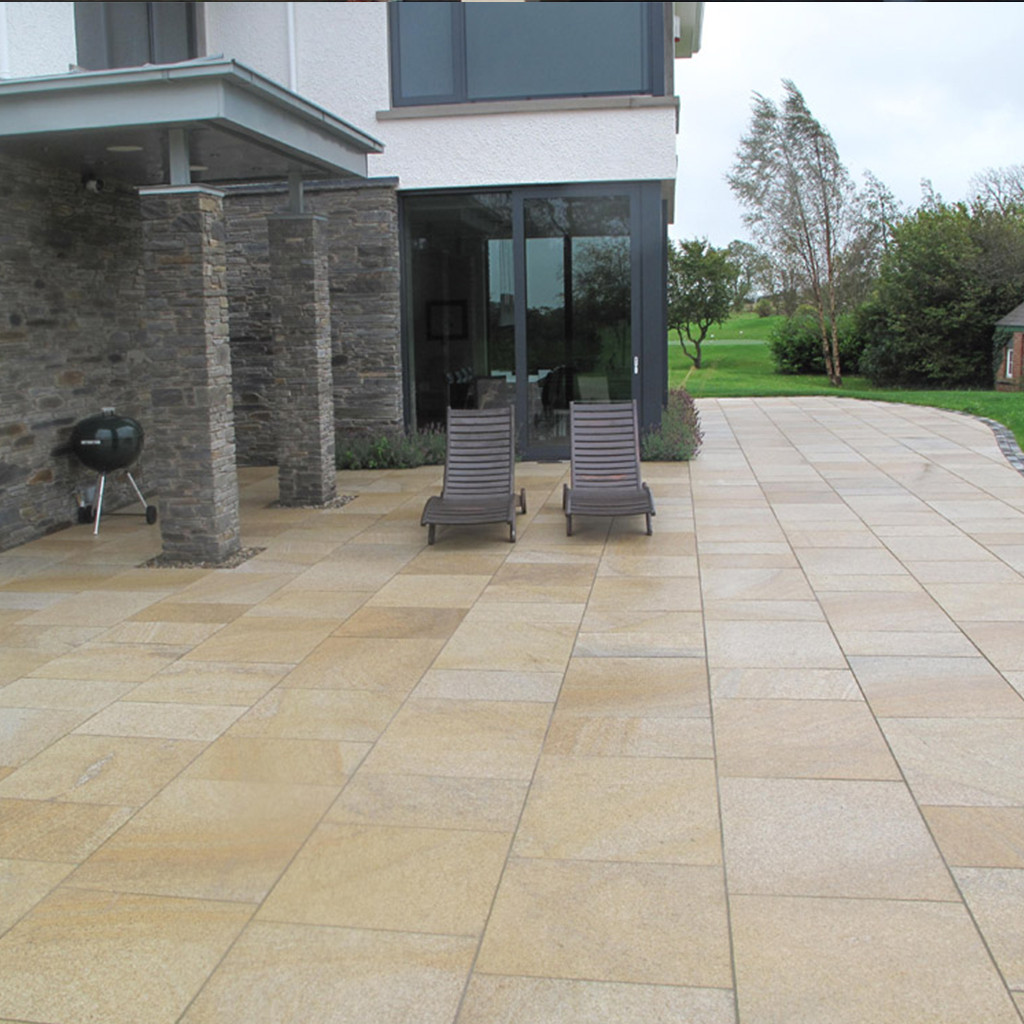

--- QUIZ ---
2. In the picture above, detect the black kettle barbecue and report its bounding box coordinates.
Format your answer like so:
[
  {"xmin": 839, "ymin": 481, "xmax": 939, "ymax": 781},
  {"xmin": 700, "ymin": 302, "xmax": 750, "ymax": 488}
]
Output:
[{"xmin": 69, "ymin": 408, "xmax": 157, "ymax": 534}]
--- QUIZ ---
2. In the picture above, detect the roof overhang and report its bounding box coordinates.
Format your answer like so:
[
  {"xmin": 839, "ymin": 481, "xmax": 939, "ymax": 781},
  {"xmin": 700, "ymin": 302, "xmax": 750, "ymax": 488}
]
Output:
[{"xmin": 0, "ymin": 58, "xmax": 384, "ymax": 187}]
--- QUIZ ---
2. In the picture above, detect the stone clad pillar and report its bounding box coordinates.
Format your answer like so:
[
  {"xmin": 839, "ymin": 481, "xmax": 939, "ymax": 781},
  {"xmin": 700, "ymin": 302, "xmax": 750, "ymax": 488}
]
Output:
[
  {"xmin": 139, "ymin": 185, "xmax": 241, "ymax": 563},
  {"xmin": 268, "ymin": 213, "xmax": 337, "ymax": 506}
]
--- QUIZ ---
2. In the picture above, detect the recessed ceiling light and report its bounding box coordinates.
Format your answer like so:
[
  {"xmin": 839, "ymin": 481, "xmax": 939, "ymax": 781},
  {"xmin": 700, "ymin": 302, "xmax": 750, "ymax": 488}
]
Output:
[
  {"xmin": 189, "ymin": 164, "xmax": 209, "ymax": 172},
  {"xmin": 106, "ymin": 144, "xmax": 144, "ymax": 153}
]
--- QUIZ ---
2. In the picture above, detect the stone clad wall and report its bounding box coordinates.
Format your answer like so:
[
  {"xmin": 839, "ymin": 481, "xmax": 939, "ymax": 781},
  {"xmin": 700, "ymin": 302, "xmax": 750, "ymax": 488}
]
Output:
[
  {"xmin": 224, "ymin": 179, "xmax": 402, "ymax": 465},
  {"xmin": 0, "ymin": 153, "xmax": 148, "ymax": 551}
]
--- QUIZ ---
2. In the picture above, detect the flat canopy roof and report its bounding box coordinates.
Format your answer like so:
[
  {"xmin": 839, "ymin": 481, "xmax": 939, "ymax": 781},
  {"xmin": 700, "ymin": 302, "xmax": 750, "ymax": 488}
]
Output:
[{"xmin": 0, "ymin": 58, "xmax": 384, "ymax": 186}]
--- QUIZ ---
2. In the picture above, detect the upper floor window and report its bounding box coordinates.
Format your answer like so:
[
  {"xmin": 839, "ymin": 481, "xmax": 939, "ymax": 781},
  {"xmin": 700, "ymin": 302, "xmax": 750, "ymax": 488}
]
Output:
[
  {"xmin": 390, "ymin": 2, "xmax": 665, "ymax": 108},
  {"xmin": 75, "ymin": 2, "xmax": 198, "ymax": 71}
]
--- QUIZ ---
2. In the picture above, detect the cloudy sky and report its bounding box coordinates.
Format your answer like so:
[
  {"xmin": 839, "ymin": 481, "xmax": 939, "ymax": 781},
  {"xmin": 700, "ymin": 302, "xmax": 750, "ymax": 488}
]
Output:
[{"xmin": 671, "ymin": 2, "xmax": 1024, "ymax": 247}]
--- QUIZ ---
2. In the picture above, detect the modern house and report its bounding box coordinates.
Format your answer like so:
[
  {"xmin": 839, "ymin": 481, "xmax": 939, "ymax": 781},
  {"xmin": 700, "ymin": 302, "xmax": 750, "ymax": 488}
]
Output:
[{"xmin": 0, "ymin": 1, "xmax": 704, "ymax": 561}]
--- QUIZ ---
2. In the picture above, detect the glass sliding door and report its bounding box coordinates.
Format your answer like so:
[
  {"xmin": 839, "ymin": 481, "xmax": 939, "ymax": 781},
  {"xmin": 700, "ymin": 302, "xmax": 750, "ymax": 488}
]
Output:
[
  {"xmin": 402, "ymin": 185, "xmax": 660, "ymax": 458},
  {"xmin": 522, "ymin": 194, "xmax": 633, "ymax": 455},
  {"xmin": 403, "ymin": 192, "xmax": 514, "ymax": 429}
]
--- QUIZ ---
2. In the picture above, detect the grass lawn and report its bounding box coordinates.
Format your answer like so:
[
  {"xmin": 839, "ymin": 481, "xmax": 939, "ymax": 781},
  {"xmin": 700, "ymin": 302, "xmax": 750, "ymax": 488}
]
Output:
[{"xmin": 670, "ymin": 314, "xmax": 1024, "ymax": 451}]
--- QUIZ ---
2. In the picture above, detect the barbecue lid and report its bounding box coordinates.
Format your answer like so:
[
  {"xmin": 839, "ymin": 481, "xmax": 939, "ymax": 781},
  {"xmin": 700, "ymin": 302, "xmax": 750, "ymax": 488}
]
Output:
[{"xmin": 70, "ymin": 408, "xmax": 145, "ymax": 473}]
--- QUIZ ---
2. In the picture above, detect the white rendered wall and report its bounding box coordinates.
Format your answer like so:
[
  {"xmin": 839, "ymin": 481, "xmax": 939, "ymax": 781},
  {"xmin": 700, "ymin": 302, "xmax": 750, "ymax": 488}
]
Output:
[
  {"xmin": 205, "ymin": 2, "xmax": 678, "ymax": 192},
  {"xmin": 3, "ymin": 2, "xmax": 76, "ymax": 78}
]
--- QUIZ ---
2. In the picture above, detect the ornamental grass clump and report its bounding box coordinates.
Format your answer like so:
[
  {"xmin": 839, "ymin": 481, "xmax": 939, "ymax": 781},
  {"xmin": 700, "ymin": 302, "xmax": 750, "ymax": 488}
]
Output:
[
  {"xmin": 336, "ymin": 424, "xmax": 447, "ymax": 470},
  {"xmin": 641, "ymin": 388, "xmax": 703, "ymax": 461}
]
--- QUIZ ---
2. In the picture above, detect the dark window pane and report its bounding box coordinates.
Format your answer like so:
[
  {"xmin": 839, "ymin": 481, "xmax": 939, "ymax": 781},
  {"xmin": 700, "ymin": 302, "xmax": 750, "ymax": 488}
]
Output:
[
  {"xmin": 394, "ymin": 2, "xmax": 458, "ymax": 102},
  {"xmin": 465, "ymin": 2, "xmax": 649, "ymax": 100},
  {"xmin": 150, "ymin": 2, "xmax": 195, "ymax": 64},
  {"xmin": 74, "ymin": 2, "xmax": 196, "ymax": 70},
  {"xmin": 105, "ymin": 2, "xmax": 153, "ymax": 68}
]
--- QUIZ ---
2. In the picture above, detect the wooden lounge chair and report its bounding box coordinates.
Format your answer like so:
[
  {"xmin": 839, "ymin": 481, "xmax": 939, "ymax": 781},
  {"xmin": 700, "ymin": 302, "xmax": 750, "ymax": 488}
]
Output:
[
  {"xmin": 563, "ymin": 400, "xmax": 655, "ymax": 536},
  {"xmin": 421, "ymin": 405, "xmax": 526, "ymax": 545}
]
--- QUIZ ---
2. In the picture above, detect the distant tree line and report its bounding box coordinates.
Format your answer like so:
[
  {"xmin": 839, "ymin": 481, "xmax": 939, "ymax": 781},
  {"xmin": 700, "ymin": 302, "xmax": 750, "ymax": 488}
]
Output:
[{"xmin": 666, "ymin": 80, "xmax": 1024, "ymax": 390}]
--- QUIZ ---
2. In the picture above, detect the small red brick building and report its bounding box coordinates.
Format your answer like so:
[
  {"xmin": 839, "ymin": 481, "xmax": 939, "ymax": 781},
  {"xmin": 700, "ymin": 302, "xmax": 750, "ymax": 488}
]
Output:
[{"xmin": 995, "ymin": 302, "xmax": 1024, "ymax": 392}]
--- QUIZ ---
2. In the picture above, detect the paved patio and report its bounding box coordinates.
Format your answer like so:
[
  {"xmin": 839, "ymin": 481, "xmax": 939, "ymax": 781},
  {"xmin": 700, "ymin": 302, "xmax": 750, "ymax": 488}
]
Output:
[{"xmin": 2, "ymin": 396, "xmax": 1024, "ymax": 1024}]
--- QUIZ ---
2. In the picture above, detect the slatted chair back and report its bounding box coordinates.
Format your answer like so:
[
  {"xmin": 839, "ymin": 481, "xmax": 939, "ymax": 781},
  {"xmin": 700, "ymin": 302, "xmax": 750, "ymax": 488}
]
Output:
[
  {"xmin": 569, "ymin": 401, "xmax": 643, "ymax": 491},
  {"xmin": 442, "ymin": 405, "xmax": 516, "ymax": 500}
]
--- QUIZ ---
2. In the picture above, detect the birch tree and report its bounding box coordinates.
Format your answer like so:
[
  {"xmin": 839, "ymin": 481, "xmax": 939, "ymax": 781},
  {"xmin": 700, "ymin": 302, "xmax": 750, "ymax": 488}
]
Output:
[{"xmin": 728, "ymin": 80, "xmax": 860, "ymax": 386}]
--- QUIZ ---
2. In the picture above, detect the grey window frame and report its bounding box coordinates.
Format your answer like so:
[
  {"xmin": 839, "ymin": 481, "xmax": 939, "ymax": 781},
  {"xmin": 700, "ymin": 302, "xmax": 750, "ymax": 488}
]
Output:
[{"xmin": 389, "ymin": 2, "xmax": 665, "ymax": 109}]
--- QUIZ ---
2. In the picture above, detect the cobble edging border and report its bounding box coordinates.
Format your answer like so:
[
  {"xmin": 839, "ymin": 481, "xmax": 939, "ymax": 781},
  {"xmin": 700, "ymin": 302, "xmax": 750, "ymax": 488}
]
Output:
[{"xmin": 973, "ymin": 415, "xmax": 1024, "ymax": 475}]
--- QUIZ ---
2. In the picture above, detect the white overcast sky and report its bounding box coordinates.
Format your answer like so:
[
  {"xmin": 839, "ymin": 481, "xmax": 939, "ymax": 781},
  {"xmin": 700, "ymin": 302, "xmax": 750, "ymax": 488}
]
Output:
[{"xmin": 671, "ymin": 1, "xmax": 1024, "ymax": 247}]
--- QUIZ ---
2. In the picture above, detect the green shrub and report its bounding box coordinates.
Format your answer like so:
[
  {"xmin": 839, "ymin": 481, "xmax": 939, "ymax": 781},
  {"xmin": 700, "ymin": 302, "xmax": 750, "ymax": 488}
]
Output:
[
  {"xmin": 336, "ymin": 425, "xmax": 447, "ymax": 470},
  {"xmin": 641, "ymin": 388, "xmax": 703, "ymax": 461},
  {"xmin": 768, "ymin": 308, "xmax": 863, "ymax": 375},
  {"xmin": 754, "ymin": 296, "xmax": 774, "ymax": 318}
]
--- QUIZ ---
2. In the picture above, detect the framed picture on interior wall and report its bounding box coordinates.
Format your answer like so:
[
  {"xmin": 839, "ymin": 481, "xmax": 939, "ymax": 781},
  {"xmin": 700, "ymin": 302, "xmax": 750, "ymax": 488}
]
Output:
[{"xmin": 427, "ymin": 300, "xmax": 468, "ymax": 341}]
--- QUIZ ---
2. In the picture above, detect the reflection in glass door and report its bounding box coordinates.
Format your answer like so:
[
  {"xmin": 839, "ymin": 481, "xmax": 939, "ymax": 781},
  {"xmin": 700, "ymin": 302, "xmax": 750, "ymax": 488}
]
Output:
[
  {"xmin": 522, "ymin": 195, "xmax": 633, "ymax": 455},
  {"xmin": 403, "ymin": 189, "xmax": 642, "ymax": 457}
]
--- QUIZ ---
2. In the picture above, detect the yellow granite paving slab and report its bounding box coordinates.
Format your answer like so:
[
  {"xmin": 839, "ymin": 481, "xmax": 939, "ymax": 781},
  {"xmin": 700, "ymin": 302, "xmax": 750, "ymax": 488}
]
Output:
[
  {"xmin": 25, "ymin": 641, "xmax": 183, "ymax": 682},
  {"xmin": 435, "ymin": 616, "xmax": 578, "ymax": 673},
  {"xmin": 0, "ymin": 706, "xmax": 93, "ymax": 768},
  {"xmin": 239, "ymin": 588, "xmax": 367, "ymax": 620},
  {"xmin": 327, "ymin": 771, "xmax": 528, "ymax": 832},
  {"xmin": 880, "ymin": 717, "xmax": 1024, "ymax": 805},
  {"xmin": 705, "ymin": 620, "xmax": 847, "ymax": 669},
  {"xmin": 74, "ymin": 700, "xmax": 247, "ymax": 741},
  {"xmin": 477, "ymin": 859, "xmax": 731, "ymax": 988},
  {"xmin": 258, "ymin": 821, "xmax": 510, "ymax": 934},
  {"xmin": 280, "ymin": 636, "xmax": 443, "ymax": 693},
  {"xmin": 558, "ymin": 656, "xmax": 710, "ymax": 719},
  {"xmin": 361, "ymin": 698, "xmax": 551, "ymax": 779},
  {"xmin": 183, "ymin": 616, "xmax": 340, "ymax": 664},
  {"xmin": 229, "ymin": 688, "xmax": 401, "ymax": 742},
  {"xmin": 0, "ymin": 888, "xmax": 252, "ymax": 1024},
  {"xmin": 714, "ymin": 699, "xmax": 900, "ymax": 780},
  {"xmin": 954, "ymin": 867, "xmax": 1024, "ymax": 989},
  {"xmin": 70, "ymin": 777, "xmax": 338, "ymax": 902},
  {"xmin": 710, "ymin": 667, "xmax": 860, "ymax": 701},
  {"xmin": 126, "ymin": 660, "xmax": 286, "ymax": 705},
  {"xmin": 921, "ymin": 806, "xmax": 1024, "ymax": 868},
  {"xmin": 720, "ymin": 777, "xmax": 957, "ymax": 900},
  {"xmin": 543, "ymin": 712, "xmax": 714, "ymax": 759},
  {"xmin": 0, "ymin": 675, "xmax": 133, "ymax": 711},
  {"xmin": 333, "ymin": 604, "xmax": 467, "ymax": 638},
  {"xmin": 0, "ymin": 734, "xmax": 204, "ymax": 805},
  {"xmin": 184, "ymin": 736, "xmax": 369, "ymax": 786},
  {"xmin": 457, "ymin": 976, "xmax": 736, "ymax": 1024},
  {"xmin": 179, "ymin": 922, "xmax": 476, "ymax": 1024},
  {"xmin": 413, "ymin": 668, "xmax": 562, "ymax": 702},
  {"xmin": 514, "ymin": 755, "xmax": 721, "ymax": 864},
  {"xmin": 0, "ymin": 858, "xmax": 74, "ymax": 933},
  {"xmin": 850, "ymin": 655, "xmax": 1024, "ymax": 717},
  {"xmin": 0, "ymin": 798, "xmax": 134, "ymax": 861},
  {"xmin": 128, "ymin": 600, "xmax": 252, "ymax": 623},
  {"xmin": 730, "ymin": 894, "xmax": 1021, "ymax": 1024}
]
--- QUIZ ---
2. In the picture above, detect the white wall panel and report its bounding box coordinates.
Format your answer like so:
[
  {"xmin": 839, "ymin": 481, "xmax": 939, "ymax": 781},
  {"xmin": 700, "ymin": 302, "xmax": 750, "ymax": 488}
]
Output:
[{"xmin": 6, "ymin": 2, "xmax": 76, "ymax": 78}]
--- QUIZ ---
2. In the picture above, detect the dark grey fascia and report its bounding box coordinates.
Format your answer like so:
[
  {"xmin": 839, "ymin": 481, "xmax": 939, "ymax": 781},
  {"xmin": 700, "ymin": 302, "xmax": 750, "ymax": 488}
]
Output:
[{"xmin": 0, "ymin": 58, "xmax": 383, "ymax": 184}]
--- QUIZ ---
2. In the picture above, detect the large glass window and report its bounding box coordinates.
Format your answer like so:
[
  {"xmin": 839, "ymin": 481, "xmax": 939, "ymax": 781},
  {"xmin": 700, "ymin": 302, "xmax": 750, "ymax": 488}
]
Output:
[
  {"xmin": 402, "ymin": 185, "xmax": 666, "ymax": 459},
  {"xmin": 391, "ymin": 2, "xmax": 663, "ymax": 107},
  {"xmin": 75, "ymin": 2, "xmax": 197, "ymax": 71}
]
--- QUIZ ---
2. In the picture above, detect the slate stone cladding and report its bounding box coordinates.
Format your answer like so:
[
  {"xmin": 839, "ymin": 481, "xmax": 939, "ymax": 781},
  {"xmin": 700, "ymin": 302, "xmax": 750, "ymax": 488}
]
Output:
[
  {"xmin": 268, "ymin": 213, "xmax": 337, "ymax": 506},
  {"xmin": 0, "ymin": 153, "xmax": 148, "ymax": 551},
  {"xmin": 223, "ymin": 179, "xmax": 403, "ymax": 466},
  {"xmin": 140, "ymin": 187, "xmax": 241, "ymax": 563}
]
